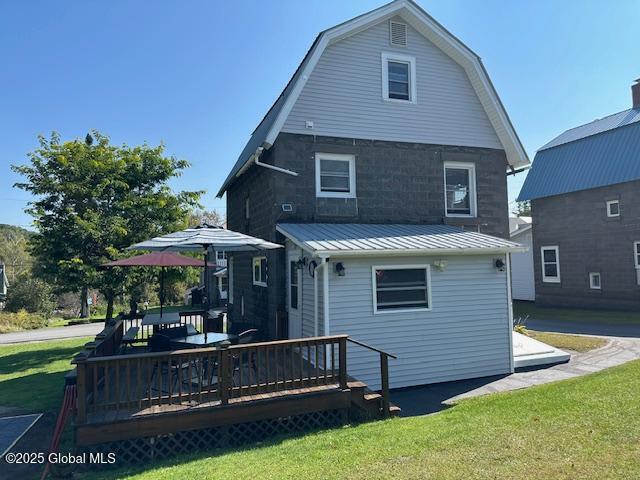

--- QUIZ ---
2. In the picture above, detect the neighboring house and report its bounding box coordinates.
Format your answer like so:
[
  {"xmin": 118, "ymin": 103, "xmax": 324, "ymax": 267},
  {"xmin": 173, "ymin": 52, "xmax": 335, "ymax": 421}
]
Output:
[
  {"xmin": 510, "ymin": 219, "xmax": 534, "ymax": 301},
  {"xmin": 218, "ymin": 0, "xmax": 529, "ymax": 388},
  {"xmin": 0, "ymin": 263, "xmax": 8, "ymax": 303},
  {"xmin": 200, "ymin": 250, "xmax": 229, "ymax": 305},
  {"xmin": 518, "ymin": 80, "xmax": 640, "ymax": 310}
]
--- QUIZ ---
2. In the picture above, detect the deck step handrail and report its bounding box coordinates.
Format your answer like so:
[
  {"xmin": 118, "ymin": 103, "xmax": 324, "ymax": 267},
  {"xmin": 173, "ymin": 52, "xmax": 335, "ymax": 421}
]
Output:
[{"xmin": 347, "ymin": 338, "xmax": 397, "ymax": 418}]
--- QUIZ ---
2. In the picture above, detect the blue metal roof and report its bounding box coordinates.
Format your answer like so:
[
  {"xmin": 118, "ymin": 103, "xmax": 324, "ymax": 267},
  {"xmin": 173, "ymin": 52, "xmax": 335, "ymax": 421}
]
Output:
[{"xmin": 518, "ymin": 118, "xmax": 640, "ymax": 201}]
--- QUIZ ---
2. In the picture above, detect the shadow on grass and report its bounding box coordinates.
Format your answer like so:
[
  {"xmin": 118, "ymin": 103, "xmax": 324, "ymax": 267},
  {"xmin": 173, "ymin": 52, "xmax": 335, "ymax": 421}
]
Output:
[
  {"xmin": 0, "ymin": 344, "xmax": 83, "ymax": 376},
  {"xmin": 0, "ymin": 371, "xmax": 70, "ymax": 412}
]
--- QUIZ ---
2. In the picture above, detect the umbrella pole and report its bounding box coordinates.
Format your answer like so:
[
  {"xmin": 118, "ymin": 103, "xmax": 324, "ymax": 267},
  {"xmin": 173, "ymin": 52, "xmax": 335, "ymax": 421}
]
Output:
[
  {"xmin": 204, "ymin": 248, "xmax": 209, "ymax": 341},
  {"xmin": 160, "ymin": 266, "xmax": 165, "ymax": 318}
]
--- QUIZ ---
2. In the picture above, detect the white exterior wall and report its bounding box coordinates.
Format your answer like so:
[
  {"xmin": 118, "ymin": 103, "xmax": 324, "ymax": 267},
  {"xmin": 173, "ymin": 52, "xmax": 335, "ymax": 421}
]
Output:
[
  {"xmin": 327, "ymin": 254, "xmax": 512, "ymax": 390},
  {"xmin": 510, "ymin": 229, "xmax": 535, "ymax": 301},
  {"xmin": 282, "ymin": 15, "xmax": 502, "ymax": 150}
]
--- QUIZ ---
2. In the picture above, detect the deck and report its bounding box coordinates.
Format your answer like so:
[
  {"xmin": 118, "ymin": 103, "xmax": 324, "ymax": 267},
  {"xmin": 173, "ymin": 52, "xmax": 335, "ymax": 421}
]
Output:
[{"xmin": 69, "ymin": 315, "xmax": 397, "ymax": 455}]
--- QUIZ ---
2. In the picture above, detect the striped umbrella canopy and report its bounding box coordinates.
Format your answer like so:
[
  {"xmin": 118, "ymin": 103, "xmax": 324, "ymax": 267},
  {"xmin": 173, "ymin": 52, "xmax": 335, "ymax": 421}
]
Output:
[{"xmin": 128, "ymin": 225, "xmax": 282, "ymax": 253}]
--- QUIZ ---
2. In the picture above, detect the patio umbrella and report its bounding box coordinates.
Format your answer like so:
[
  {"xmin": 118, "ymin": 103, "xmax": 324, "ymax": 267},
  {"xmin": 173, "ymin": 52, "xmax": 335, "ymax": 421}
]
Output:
[
  {"xmin": 103, "ymin": 251, "xmax": 207, "ymax": 317},
  {"xmin": 128, "ymin": 224, "xmax": 282, "ymax": 313}
]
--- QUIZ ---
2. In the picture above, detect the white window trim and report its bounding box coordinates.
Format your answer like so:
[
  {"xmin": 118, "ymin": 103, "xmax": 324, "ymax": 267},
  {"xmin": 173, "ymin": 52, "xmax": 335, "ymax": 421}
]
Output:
[
  {"xmin": 252, "ymin": 256, "xmax": 267, "ymax": 287},
  {"xmin": 381, "ymin": 52, "xmax": 417, "ymax": 104},
  {"xmin": 589, "ymin": 272, "xmax": 601, "ymax": 290},
  {"xmin": 289, "ymin": 261, "xmax": 299, "ymax": 310},
  {"xmin": 606, "ymin": 200, "xmax": 620, "ymax": 217},
  {"xmin": 443, "ymin": 161, "xmax": 477, "ymax": 218},
  {"xmin": 634, "ymin": 241, "xmax": 640, "ymax": 269},
  {"xmin": 371, "ymin": 264, "xmax": 432, "ymax": 315},
  {"xmin": 315, "ymin": 153, "xmax": 356, "ymax": 199},
  {"xmin": 541, "ymin": 246, "xmax": 561, "ymax": 283}
]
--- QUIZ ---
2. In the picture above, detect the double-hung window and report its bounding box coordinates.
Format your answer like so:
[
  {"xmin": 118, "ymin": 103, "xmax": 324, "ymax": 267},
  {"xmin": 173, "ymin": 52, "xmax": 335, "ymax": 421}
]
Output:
[
  {"xmin": 373, "ymin": 265, "xmax": 431, "ymax": 313},
  {"xmin": 444, "ymin": 162, "xmax": 477, "ymax": 217},
  {"xmin": 541, "ymin": 246, "xmax": 560, "ymax": 283},
  {"xmin": 382, "ymin": 52, "xmax": 416, "ymax": 103},
  {"xmin": 634, "ymin": 242, "xmax": 640, "ymax": 285},
  {"xmin": 252, "ymin": 256, "xmax": 267, "ymax": 287},
  {"xmin": 315, "ymin": 153, "xmax": 356, "ymax": 198},
  {"xmin": 589, "ymin": 272, "xmax": 601, "ymax": 290}
]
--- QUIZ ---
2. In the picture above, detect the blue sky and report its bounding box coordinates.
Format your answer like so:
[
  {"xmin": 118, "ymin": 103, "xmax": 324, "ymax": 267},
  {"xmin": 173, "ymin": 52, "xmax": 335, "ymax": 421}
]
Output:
[{"xmin": 1, "ymin": 0, "xmax": 638, "ymax": 228}]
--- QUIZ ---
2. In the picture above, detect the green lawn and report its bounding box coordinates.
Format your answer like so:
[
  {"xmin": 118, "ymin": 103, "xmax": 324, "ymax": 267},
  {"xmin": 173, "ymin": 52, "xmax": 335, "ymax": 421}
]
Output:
[
  {"xmin": 528, "ymin": 331, "xmax": 608, "ymax": 352},
  {"xmin": 514, "ymin": 301, "xmax": 640, "ymax": 324},
  {"xmin": 0, "ymin": 337, "xmax": 91, "ymax": 412},
  {"xmin": 78, "ymin": 359, "xmax": 640, "ymax": 480}
]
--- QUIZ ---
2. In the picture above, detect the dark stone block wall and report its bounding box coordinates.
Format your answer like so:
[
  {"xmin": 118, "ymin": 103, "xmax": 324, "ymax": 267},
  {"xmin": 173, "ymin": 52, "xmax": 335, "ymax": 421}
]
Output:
[
  {"xmin": 226, "ymin": 132, "xmax": 511, "ymax": 338},
  {"xmin": 532, "ymin": 180, "xmax": 640, "ymax": 310}
]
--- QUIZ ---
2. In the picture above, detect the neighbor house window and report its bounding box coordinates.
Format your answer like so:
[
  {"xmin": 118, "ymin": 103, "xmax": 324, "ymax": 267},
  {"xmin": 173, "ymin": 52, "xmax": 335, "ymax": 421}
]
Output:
[
  {"xmin": 444, "ymin": 162, "xmax": 477, "ymax": 217},
  {"xmin": 541, "ymin": 246, "xmax": 560, "ymax": 283},
  {"xmin": 606, "ymin": 200, "xmax": 620, "ymax": 217},
  {"xmin": 245, "ymin": 197, "xmax": 250, "ymax": 219},
  {"xmin": 216, "ymin": 251, "xmax": 226, "ymax": 261},
  {"xmin": 372, "ymin": 265, "xmax": 431, "ymax": 313},
  {"xmin": 589, "ymin": 272, "xmax": 601, "ymax": 290},
  {"xmin": 228, "ymin": 257, "xmax": 234, "ymax": 303},
  {"xmin": 289, "ymin": 261, "xmax": 299, "ymax": 310},
  {"xmin": 315, "ymin": 153, "xmax": 356, "ymax": 198},
  {"xmin": 381, "ymin": 52, "xmax": 416, "ymax": 103},
  {"xmin": 634, "ymin": 242, "xmax": 640, "ymax": 285},
  {"xmin": 253, "ymin": 256, "xmax": 267, "ymax": 287}
]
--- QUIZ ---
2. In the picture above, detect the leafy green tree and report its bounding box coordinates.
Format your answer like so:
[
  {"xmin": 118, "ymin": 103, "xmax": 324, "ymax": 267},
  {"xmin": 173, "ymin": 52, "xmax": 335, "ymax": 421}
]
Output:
[
  {"xmin": 4, "ymin": 272, "xmax": 56, "ymax": 318},
  {"xmin": 12, "ymin": 131, "xmax": 202, "ymax": 319},
  {"xmin": 0, "ymin": 224, "xmax": 33, "ymax": 282},
  {"xmin": 514, "ymin": 200, "xmax": 531, "ymax": 217}
]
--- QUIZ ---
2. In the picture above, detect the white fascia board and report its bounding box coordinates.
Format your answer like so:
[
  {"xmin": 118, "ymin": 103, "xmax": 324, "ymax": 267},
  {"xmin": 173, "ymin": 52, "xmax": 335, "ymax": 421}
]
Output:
[{"xmin": 264, "ymin": 0, "xmax": 529, "ymax": 170}]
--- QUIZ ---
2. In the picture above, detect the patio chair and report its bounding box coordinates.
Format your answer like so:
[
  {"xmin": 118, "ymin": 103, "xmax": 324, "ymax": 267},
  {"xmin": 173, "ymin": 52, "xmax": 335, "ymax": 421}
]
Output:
[
  {"xmin": 231, "ymin": 329, "xmax": 259, "ymax": 388},
  {"xmin": 160, "ymin": 325, "xmax": 188, "ymax": 339},
  {"xmin": 148, "ymin": 334, "xmax": 190, "ymax": 394}
]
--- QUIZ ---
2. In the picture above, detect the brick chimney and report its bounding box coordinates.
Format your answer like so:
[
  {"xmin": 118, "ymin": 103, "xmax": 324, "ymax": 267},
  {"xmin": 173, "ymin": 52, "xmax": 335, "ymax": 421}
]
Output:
[{"xmin": 633, "ymin": 79, "xmax": 640, "ymax": 109}]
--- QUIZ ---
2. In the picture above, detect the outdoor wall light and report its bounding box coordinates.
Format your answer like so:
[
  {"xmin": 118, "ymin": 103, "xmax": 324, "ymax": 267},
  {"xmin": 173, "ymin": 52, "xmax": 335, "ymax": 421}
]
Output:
[
  {"xmin": 335, "ymin": 262, "xmax": 346, "ymax": 276},
  {"xmin": 494, "ymin": 258, "xmax": 506, "ymax": 272},
  {"xmin": 433, "ymin": 260, "xmax": 448, "ymax": 271},
  {"xmin": 295, "ymin": 257, "xmax": 307, "ymax": 270}
]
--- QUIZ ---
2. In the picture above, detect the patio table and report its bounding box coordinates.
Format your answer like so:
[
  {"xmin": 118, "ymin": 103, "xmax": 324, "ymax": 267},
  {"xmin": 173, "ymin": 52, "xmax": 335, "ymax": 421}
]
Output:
[
  {"xmin": 170, "ymin": 332, "xmax": 237, "ymax": 348},
  {"xmin": 141, "ymin": 312, "xmax": 181, "ymax": 327}
]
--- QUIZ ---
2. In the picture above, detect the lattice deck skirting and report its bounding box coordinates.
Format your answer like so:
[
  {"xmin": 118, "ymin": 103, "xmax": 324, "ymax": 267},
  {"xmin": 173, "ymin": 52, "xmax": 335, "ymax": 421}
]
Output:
[{"xmin": 84, "ymin": 408, "xmax": 347, "ymax": 468}]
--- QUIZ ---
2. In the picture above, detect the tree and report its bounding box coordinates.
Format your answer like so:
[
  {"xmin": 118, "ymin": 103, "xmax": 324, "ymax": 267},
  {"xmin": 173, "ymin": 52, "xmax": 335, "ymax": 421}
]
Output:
[
  {"xmin": 12, "ymin": 131, "xmax": 203, "ymax": 319},
  {"xmin": 513, "ymin": 201, "xmax": 531, "ymax": 217},
  {"xmin": 188, "ymin": 209, "xmax": 225, "ymax": 227},
  {"xmin": 0, "ymin": 224, "xmax": 33, "ymax": 282},
  {"xmin": 4, "ymin": 272, "xmax": 55, "ymax": 318}
]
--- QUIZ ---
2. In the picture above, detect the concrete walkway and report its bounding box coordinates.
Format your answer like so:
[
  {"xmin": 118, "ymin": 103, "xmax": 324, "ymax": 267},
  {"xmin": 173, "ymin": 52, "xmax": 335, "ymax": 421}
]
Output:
[
  {"xmin": 0, "ymin": 322, "xmax": 103, "ymax": 344},
  {"xmin": 526, "ymin": 318, "xmax": 640, "ymax": 337},
  {"xmin": 392, "ymin": 335, "xmax": 640, "ymax": 417}
]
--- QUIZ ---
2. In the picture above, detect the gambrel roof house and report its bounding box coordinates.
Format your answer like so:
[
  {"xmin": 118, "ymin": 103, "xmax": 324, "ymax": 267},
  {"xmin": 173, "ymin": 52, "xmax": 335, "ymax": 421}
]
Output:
[
  {"xmin": 518, "ymin": 80, "xmax": 640, "ymax": 310},
  {"xmin": 218, "ymin": 0, "xmax": 534, "ymax": 389}
]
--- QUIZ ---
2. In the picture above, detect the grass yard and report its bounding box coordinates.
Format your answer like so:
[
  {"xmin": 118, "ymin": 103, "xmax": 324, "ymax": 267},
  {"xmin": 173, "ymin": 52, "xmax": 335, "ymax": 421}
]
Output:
[
  {"xmin": 0, "ymin": 337, "xmax": 91, "ymax": 412},
  {"xmin": 514, "ymin": 301, "xmax": 640, "ymax": 325},
  {"xmin": 527, "ymin": 331, "xmax": 608, "ymax": 352},
  {"xmin": 79, "ymin": 358, "xmax": 640, "ymax": 480}
]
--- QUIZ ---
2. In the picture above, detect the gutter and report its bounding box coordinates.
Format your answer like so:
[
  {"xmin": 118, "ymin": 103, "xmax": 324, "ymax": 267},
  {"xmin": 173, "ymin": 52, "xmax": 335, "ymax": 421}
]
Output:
[{"xmin": 236, "ymin": 147, "xmax": 298, "ymax": 180}]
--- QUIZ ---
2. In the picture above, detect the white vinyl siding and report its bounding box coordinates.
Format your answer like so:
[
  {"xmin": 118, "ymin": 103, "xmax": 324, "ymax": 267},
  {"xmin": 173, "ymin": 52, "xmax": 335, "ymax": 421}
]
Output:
[
  {"xmin": 541, "ymin": 246, "xmax": 560, "ymax": 283},
  {"xmin": 282, "ymin": 15, "xmax": 502, "ymax": 149},
  {"xmin": 328, "ymin": 255, "xmax": 511, "ymax": 389},
  {"xmin": 510, "ymin": 229, "xmax": 534, "ymax": 301}
]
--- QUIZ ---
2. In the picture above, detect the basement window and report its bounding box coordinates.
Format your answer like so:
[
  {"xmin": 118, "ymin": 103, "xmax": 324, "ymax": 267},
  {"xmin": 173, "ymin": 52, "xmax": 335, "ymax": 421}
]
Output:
[
  {"xmin": 373, "ymin": 265, "xmax": 431, "ymax": 314},
  {"xmin": 382, "ymin": 52, "xmax": 416, "ymax": 103},
  {"xmin": 541, "ymin": 246, "xmax": 560, "ymax": 283},
  {"xmin": 253, "ymin": 256, "xmax": 267, "ymax": 287},
  {"xmin": 606, "ymin": 200, "xmax": 620, "ymax": 217},
  {"xmin": 589, "ymin": 272, "xmax": 601, "ymax": 290}
]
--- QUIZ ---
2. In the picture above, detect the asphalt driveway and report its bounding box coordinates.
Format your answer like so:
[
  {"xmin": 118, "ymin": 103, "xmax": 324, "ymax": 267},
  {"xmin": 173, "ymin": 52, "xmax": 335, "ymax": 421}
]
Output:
[
  {"xmin": 526, "ymin": 318, "xmax": 640, "ymax": 337},
  {"xmin": 0, "ymin": 322, "xmax": 103, "ymax": 344}
]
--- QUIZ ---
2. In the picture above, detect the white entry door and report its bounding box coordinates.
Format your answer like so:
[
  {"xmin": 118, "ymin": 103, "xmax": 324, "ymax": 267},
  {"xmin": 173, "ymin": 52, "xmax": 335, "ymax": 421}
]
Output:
[{"xmin": 287, "ymin": 249, "xmax": 302, "ymax": 338}]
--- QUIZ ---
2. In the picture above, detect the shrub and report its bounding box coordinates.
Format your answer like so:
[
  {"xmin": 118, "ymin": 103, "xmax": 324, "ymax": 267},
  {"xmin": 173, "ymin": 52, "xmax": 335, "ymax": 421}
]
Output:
[
  {"xmin": 4, "ymin": 274, "xmax": 56, "ymax": 318},
  {"xmin": 0, "ymin": 309, "xmax": 48, "ymax": 333}
]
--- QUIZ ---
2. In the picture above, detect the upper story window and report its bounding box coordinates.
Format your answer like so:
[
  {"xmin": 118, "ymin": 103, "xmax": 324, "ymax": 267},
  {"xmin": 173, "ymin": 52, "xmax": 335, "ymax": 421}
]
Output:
[
  {"xmin": 589, "ymin": 272, "xmax": 601, "ymax": 290},
  {"xmin": 373, "ymin": 265, "xmax": 431, "ymax": 314},
  {"xmin": 606, "ymin": 200, "xmax": 620, "ymax": 217},
  {"xmin": 381, "ymin": 52, "xmax": 416, "ymax": 103},
  {"xmin": 252, "ymin": 256, "xmax": 267, "ymax": 287},
  {"xmin": 634, "ymin": 242, "xmax": 640, "ymax": 269},
  {"xmin": 541, "ymin": 246, "xmax": 560, "ymax": 283},
  {"xmin": 245, "ymin": 197, "xmax": 250, "ymax": 219},
  {"xmin": 216, "ymin": 251, "xmax": 226, "ymax": 261},
  {"xmin": 444, "ymin": 162, "xmax": 477, "ymax": 217},
  {"xmin": 315, "ymin": 153, "xmax": 356, "ymax": 198}
]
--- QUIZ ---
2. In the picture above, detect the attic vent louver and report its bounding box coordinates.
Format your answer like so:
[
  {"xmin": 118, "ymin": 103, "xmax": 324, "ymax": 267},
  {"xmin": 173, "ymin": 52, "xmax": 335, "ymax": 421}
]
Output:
[{"xmin": 390, "ymin": 21, "xmax": 407, "ymax": 46}]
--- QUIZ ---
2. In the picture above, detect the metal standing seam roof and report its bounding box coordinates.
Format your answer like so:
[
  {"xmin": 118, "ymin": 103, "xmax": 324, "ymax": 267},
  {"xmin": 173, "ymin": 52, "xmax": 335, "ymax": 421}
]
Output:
[
  {"xmin": 518, "ymin": 118, "xmax": 640, "ymax": 201},
  {"xmin": 276, "ymin": 223, "xmax": 525, "ymax": 256}
]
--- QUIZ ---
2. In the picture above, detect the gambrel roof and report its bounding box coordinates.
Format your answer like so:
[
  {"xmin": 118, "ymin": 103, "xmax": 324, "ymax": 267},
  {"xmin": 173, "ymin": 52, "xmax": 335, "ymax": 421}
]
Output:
[{"xmin": 217, "ymin": 0, "xmax": 529, "ymax": 197}]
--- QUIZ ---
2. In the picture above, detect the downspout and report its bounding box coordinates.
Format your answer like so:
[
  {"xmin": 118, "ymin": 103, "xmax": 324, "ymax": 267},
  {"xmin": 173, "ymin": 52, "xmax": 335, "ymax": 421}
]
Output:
[
  {"xmin": 313, "ymin": 258, "xmax": 324, "ymax": 337},
  {"xmin": 249, "ymin": 146, "xmax": 299, "ymax": 177},
  {"xmin": 506, "ymin": 253, "xmax": 515, "ymax": 373}
]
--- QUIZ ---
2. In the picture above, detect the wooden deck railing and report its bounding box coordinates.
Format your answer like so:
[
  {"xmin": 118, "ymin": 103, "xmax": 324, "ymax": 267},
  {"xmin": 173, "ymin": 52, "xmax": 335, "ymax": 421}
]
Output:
[
  {"xmin": 121, "ymin": 310, "xmax": 209, "ymax": 343},
  {"xmin": 74, "ymin": 335, "xmax": 349, "ymax": 424}
]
